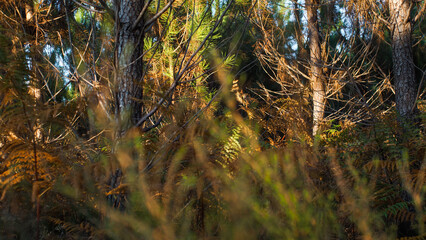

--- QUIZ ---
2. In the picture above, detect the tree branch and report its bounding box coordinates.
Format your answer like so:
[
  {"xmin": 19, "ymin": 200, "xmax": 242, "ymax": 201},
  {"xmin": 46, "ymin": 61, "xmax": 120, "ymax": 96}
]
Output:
[
  {"xmin": 131, "ymin": 0, "xmax": 154, "ymax": 31},
  {"xmin": 143, "ymin": 0, "xmax": 175, "ymax": 31}
]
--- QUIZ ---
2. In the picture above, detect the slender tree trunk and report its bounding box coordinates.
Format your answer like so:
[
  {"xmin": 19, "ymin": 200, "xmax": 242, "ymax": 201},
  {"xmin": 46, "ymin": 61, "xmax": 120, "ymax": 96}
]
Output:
[
  {"xmin": 292, "ymin": 0, "xmax": 308, "ymax": 76},
  {"xmin": 352, "ymin": 17, "xmax": 361, "ymax": 52},
  {"xmin": 389, "ymin": 0, "xmax": 417, "ymax": 124},
  {"xmin": 115, "ymin": 0, "xmax": 145, "ymax": 133},
  {"xmin": 306, "ymin": 0, "xmax": 325, "ymax": 135},
  {"xmin": 25, "ymin": 4, "xmax": 43, "ymax": 239}
]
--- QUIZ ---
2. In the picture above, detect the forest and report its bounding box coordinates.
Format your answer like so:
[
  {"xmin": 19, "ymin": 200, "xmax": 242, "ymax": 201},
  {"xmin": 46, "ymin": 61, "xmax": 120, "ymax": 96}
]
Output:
[{"xmin": 0, "ymin": 0, "xmax": 424, "ymax": 239}]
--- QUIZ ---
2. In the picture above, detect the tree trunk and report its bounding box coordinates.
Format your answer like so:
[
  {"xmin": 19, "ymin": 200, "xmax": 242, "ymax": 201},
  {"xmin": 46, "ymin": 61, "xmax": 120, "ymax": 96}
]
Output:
[
  {"xmin": 108, "ymin": 0, "xmax": 146, "ymax": 210},
  {"xmin": 389, "ymin": 1, "xmax": 418, "ymax": 234},
  {"xmin": 115, "ymin": 0, "xmax": 145, "ymax": 133},
  {"xmin": 306, "ymin": 0, "xmax": 325, "ymax": 136},
  {"xmin": 24, "ymin": 4, "xmax": 43, "ymax": 239},
  {"xmin": 389, "ymin": 0, "xmax": 417, "ymax": 124},
  {"xmin": 292, "ymin": 0, "xmax": 308, "ymax": 77}
]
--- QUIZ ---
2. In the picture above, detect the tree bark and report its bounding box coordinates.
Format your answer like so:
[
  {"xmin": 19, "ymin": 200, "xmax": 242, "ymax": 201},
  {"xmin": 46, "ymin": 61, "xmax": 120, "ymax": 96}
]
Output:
[
  {"xmin": 306, "ymin": 0, "xmax": 325, "ymax": 136},
  {"xmin": 115, "ymin": 0, "xmax": 145, "ymax": 133},
  {"xmin": 108, "ymin": 0, "xmax": 146, "ymax": 210},
  {"xmin": 389, "ymin": 0, "xmax": 417, "ymax": 124}
]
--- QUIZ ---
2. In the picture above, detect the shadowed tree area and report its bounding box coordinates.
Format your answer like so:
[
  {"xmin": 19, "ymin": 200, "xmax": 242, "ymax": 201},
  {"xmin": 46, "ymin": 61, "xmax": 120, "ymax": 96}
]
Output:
[{"xmin": 0, "ymin": 0, "xmax": 424, "ymax": 239}]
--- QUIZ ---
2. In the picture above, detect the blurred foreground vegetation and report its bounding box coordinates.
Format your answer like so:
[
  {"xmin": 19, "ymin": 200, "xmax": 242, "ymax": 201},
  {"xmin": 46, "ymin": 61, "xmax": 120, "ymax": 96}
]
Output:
[{"xmin": 1, "ymin": 88, "xmax": 424, "ymax": 239}]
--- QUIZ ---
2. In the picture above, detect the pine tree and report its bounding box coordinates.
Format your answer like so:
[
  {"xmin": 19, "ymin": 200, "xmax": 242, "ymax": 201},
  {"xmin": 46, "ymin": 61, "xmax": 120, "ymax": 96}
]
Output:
[{"xmin": 306, "ymin": 0, "xmax": 325, "ymax": 135}]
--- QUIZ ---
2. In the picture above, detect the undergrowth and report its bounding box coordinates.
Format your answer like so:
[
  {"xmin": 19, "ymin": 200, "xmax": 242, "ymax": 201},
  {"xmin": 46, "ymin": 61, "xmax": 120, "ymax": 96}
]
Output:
[{"xmin": 1, "ymin": 99, "xmax": 424, "ymax": 239}]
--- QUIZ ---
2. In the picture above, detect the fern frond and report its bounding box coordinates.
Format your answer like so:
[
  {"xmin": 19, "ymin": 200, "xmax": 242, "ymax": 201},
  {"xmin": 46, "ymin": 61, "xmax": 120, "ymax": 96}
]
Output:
[
  {"xmin": 220, "ymin": 126, "xmax": 241, "ymax": 164},
  {"xmin": 381, "ymin": 201, "xmax": 413, "ymax": 219},
  {"xmin": 364, "ymin": 160, "xmax": 398, "ymax": 172},
  {"xmin": 398, "ymin": 234, "xmax": 426, "ymax": 240}
]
